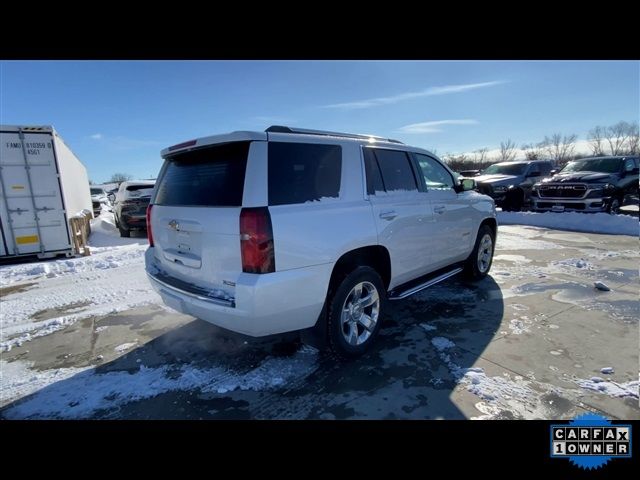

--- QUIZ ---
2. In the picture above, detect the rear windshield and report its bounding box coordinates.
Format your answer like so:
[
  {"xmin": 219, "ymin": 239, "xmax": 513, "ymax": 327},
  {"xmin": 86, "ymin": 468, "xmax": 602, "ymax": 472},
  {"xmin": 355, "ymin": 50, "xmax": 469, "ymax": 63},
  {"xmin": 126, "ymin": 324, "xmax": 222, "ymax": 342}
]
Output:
[
  {"xmin": 154, "ymin": 142, "xmax": 250, "ymax": 207},
  {"xmin": 268, "ymin": 142, "xmax": 342, "ymax": 205},
  {"xmin": 90, "ymin": 188, "xmax": 104, "ymax": 195},
  {"xmin": 125, "ymin": 184, "xmax": 155, "ymax": 198}
]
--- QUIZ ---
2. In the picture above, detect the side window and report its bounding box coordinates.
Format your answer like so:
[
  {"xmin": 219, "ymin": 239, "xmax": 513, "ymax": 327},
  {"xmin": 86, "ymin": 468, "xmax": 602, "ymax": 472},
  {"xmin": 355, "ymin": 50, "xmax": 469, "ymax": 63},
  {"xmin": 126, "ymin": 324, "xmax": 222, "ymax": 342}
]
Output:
[
  {"xmin": 540, "ymin": 163, "xmax": 553, "ymax": 176},
  {"xmin": 363, "ymin": 148, "xmax": 385, "ymax": 195},
  {"xmin": 624, "ymin": 158, "xmax": 635, "ymax": 172},
  {"xmin": 268, "ymin": 142, "xmax": 342, "ymax": 206},
  {"xmin": 414, "ymin": 154, "xmax": 454, "ymax": 190},
  {"xmin": 371, "ymin": 149, "xmax": 418, "ymax": 192}
]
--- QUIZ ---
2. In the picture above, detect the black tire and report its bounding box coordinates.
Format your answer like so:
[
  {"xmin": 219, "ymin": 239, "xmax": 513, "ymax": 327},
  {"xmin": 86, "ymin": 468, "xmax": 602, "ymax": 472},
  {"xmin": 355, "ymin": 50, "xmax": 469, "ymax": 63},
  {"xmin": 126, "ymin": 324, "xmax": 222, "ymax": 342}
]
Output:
[
  {"xmin": 326, "ymin": 266, "xmax": 386, "ymax": 359},
  {"xmin": 503, "ymin": 189, "xmax": 524, "ymax": 212},
  {"xmin": 607, "ymin": 196, "xmax": 622, "ymax": 215},
  {"xmin": 463, "ymin": 225, "xmax": 495, "ymax": 281},
  {"xmin": 118, "ymin": 224, "xmax": 131, "ymax": 237}
]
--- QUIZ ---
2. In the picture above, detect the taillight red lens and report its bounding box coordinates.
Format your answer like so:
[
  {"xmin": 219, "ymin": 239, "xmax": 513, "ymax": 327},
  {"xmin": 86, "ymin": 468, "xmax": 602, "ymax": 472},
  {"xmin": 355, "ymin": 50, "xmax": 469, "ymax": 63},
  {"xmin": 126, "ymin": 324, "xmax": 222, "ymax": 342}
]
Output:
[
  {"xmin": 146, "ymin": 204, "xmax": 154, "ymax": 247},
  {"xmin": 240, "ymin": 207, "xmax": 275, "ymax": 274}
]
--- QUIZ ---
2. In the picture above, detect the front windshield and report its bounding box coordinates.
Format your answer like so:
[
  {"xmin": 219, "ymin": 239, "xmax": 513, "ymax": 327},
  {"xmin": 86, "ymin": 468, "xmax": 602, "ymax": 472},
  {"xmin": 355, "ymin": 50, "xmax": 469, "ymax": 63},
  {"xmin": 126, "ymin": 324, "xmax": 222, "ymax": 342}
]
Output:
[
  {"xmin": 482, "ymin": 163, "xmax": 527, "ymax": 176},
  {"xmin": 561, "ymin": 158, "xmax": 622, "ymax": 174}
]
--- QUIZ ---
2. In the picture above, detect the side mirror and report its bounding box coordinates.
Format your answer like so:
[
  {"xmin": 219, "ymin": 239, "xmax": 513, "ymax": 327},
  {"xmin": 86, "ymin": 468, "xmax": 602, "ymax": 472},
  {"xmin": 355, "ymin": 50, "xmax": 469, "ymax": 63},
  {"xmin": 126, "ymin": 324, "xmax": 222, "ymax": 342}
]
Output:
[
  {"xmin": 454, "ymin": 178, "xmax": 476, "ymax": 193},
  {"xmin": 550, "ymin": 169, "xmax": 558, "ymax": 175},
  {"xmin": 526, "ymin": 171, "xmax": 541, "ymax": 178}
]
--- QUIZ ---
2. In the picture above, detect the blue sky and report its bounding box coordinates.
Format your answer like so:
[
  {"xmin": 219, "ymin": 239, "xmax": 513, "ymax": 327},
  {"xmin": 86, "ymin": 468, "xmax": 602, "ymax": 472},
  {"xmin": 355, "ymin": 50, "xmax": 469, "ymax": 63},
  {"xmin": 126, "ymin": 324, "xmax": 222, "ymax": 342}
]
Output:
[{"xmin": 1, "ymin": 60, "xmax": 638, "ymax": 183}]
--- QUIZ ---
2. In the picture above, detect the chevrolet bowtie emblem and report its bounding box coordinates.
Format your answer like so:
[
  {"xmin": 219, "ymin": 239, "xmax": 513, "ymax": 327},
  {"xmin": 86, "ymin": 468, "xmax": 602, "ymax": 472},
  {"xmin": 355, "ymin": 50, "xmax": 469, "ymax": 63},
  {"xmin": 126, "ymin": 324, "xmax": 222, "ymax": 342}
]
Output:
[{"xmin": 168, "ymin": 220, "xmax": 179, "ymax": 231}]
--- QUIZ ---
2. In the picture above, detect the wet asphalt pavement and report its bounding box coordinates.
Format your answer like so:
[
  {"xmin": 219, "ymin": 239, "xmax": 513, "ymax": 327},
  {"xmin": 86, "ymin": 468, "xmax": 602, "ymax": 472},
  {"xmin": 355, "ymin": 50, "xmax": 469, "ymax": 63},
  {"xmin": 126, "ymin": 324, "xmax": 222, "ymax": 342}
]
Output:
[{"xmin": 1, "ymin": 225, "xmax": 638, "ymax": 419}]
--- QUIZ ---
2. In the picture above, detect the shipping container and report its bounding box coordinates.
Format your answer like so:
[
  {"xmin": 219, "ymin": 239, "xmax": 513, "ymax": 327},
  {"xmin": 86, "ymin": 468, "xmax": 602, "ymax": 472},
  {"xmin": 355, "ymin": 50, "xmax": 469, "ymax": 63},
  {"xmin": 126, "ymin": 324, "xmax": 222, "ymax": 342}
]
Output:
[{"xmin": 0, "ymin": 125, "xmax": 92, "ymax": 259}]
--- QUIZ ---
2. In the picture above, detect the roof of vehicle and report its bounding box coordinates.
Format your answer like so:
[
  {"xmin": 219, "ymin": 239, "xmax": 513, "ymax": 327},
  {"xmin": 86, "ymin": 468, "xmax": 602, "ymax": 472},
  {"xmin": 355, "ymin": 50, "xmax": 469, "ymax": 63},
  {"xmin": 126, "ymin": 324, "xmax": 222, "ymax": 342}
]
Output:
[
  {"xmin": 568, "ymin": 156, "xmax": 638, "ymax": 161},
  {"xmin": 491, "ymin": 160, "xmax": 552, "ymax": 165},
  {"xmin": 161, "ymin": 126, "xmax": 437, "ymax": 158},
  {"xmin": 121, "ymin": 180, "xmax": 155, "ymax": 187}
]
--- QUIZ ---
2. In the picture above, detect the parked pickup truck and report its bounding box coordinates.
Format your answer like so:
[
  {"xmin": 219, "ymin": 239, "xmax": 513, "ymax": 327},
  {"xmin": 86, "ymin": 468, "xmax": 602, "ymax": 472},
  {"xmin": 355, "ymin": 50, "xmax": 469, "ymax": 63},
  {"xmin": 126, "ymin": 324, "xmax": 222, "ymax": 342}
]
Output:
[
  {"xmin": 474, "ymin": 160, "xmax": 555, "ymax": 211},
  {"xmin": 144, "ymin": 126, "xmax": 497, "ymax": 358},
  {"xmin": 531, "ymin": 156, "xmax": 639, "ymax": 214}
]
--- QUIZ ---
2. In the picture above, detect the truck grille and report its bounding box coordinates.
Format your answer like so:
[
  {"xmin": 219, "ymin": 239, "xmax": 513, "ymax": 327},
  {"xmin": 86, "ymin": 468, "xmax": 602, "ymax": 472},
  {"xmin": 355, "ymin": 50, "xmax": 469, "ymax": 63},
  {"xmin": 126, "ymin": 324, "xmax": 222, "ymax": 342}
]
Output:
[{"xmin": 538, "ymin": 184, "xmax": 586, "ymax": 198}]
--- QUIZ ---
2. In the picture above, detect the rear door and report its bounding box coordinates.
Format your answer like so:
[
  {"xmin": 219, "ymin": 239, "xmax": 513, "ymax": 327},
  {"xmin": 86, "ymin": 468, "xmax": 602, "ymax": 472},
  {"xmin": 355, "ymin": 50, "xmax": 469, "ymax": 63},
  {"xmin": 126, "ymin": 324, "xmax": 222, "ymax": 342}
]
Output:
[
  {"xmin": 364, "ymin": 147, "xmax": 433, "ymax": 288},
  {"xmin": 150, "ymin": 141, "xmax": 255, "ymax": 299},
  {"xmin": 0, "ymin": 130, "xmax": 70, "ymax": 256}
]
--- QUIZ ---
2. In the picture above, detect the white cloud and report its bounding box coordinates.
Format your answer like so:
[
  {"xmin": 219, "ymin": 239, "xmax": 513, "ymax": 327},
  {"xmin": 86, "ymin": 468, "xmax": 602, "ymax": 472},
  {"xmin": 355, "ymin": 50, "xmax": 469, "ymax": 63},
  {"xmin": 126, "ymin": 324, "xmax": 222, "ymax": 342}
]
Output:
[
  {"xmin": 324, "ymin": 80, "xmax": 507, "ymax": 109},
  {"xmin": 90, "ymin": 133, "xmax": 103, "ymax": 140},
  {"xmin": 453, "ymin": 139, "xmax": 595, "ymax": 161},
  {"xmin": 398, "ymin": 119, "xmax": 479, "ymax": 134}
]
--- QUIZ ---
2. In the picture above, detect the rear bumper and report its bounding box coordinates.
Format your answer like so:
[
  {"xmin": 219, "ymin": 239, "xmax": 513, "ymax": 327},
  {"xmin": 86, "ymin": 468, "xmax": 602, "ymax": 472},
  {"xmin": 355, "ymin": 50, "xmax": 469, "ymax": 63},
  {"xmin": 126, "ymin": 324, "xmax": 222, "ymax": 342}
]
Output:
[
  {"xmin": 145, "ymin": 248, "xmax": 331, "ymax": 337},
  {"xmin": 532, "ymin": 197, "xmax": 610, "ymax": 212}
]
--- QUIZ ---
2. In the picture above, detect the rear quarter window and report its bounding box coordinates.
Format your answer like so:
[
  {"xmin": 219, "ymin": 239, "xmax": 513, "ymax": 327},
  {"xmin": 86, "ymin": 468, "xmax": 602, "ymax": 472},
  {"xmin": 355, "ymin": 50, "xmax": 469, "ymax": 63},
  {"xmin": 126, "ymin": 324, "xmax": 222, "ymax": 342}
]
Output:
[
  {"xmin": 268, "ymin": 142, "xmax": 342, "ymax": 206},
  {"xmin": 154, "ymin": 141, "xmax": 249, "ymax": 207}
]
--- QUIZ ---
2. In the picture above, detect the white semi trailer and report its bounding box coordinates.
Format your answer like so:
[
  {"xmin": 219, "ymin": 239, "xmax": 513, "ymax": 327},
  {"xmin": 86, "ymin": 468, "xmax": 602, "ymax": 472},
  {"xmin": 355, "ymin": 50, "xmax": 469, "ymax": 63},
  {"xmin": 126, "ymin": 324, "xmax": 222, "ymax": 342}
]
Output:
[{"xmin": 0, "ymin": 125, "xmax": 92, "ymax": 259}]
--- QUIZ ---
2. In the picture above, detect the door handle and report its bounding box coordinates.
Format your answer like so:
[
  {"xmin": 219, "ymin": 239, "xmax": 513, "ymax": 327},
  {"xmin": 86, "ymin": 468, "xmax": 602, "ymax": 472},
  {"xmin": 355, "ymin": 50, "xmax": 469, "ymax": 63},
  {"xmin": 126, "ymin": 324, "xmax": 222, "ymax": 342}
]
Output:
[
  {"xmin": 433, "ymin": 205, "xmax": 446, "ymax": 214},
  {"xmin": 379, "ymin": 210, "xmax": 397, "ymax": 220}
]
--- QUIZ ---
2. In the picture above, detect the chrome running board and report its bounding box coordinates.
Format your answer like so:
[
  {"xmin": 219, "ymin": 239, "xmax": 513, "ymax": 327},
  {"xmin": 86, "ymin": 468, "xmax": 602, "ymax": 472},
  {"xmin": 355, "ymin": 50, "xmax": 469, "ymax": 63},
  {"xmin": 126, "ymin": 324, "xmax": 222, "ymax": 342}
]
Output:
[{"xmin": 388, "ymin": 267, "xmax": 463, "ymax": 300}]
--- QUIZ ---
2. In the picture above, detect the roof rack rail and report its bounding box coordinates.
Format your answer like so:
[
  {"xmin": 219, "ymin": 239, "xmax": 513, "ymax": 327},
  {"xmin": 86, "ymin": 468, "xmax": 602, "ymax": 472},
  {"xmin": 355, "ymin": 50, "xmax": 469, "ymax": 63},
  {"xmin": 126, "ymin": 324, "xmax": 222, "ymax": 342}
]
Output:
[{"xmin": 265, "ymin": 125, "xmax": 404, "ymax": 144}]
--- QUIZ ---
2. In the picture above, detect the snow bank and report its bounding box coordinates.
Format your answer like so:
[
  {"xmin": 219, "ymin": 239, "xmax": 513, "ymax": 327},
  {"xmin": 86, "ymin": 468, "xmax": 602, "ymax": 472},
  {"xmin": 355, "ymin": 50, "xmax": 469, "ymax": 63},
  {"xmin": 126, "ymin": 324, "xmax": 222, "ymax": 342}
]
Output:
[{"xmin": 497, "ymin": 211, "xmax": 638, "ymax": 236}]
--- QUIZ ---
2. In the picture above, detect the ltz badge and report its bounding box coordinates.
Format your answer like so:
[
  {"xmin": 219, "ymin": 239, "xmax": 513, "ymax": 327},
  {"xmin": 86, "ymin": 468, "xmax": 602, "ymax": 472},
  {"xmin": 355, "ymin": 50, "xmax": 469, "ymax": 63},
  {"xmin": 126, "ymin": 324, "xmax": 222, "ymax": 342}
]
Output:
[{"xmin": 550, "ymin": 413, "xmax": 632, "ymax": 470}]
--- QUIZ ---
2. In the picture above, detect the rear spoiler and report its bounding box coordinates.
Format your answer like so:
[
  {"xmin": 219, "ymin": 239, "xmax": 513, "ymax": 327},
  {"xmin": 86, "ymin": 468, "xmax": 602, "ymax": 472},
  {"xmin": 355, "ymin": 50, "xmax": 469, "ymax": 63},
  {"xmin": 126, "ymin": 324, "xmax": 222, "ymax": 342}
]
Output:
[{"xmin": 162, "ymin": 131, "xmax": 267, "ymax": 157}]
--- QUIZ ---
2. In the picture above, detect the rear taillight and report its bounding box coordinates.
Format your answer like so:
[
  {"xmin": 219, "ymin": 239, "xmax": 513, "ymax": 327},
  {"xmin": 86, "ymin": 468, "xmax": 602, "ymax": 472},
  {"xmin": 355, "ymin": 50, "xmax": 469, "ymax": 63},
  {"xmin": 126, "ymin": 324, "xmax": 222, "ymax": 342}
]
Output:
[
  {"xmin": 240, "ymin": 207, "xmax": 275, "ymax": 274},
  {"xmin": 146, "ymin": 205, "xmax": 154, "ymax": 247}
]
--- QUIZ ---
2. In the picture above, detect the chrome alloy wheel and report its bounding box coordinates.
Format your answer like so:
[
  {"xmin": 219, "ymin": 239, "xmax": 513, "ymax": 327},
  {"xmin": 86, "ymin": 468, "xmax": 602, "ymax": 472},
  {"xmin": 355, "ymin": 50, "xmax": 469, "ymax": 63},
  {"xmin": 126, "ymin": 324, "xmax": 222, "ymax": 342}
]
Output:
[
  {"xmin": 477, "ymin": 233, "xmax": 493, "ymax": 273},
  {"xmin": 340, "ymin": 281, "xmax": 380, "ymax": 346}
]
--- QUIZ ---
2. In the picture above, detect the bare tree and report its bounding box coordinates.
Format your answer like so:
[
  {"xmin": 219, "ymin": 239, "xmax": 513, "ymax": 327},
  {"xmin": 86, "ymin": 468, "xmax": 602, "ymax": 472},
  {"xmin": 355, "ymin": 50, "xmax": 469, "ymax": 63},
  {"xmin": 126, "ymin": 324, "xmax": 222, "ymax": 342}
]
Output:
[
  {"xmin": 498, "ymin": 139, "xmax": 517, "ymax": 162},
  {"xmin": 521, "ymin": 143, "xmax": 543, "ymax": 161},
  {"xmin": 627, "ymin": 122, "xmax": 639, "ymax": 155},
  {"xmin": 588, "ymin": 125, "xmax": 606, "ymax": 156},
  {"xmin": 442, "ymin": 153, "xmax": 469, "ymax": 172},
  {"xmin": 109, "ymin": 172, "xmax": 133, "ymax": 183},
  {"xmin": 540, "ymin": 133, "xmax": 577, "ymax": 164},
  {"xmin": 472, "ymin": 148, "xmax": 489, "ymax": 167},
  {"xmin": 605, "ymin": 121, "xmax": 632, "ymax": 156}
]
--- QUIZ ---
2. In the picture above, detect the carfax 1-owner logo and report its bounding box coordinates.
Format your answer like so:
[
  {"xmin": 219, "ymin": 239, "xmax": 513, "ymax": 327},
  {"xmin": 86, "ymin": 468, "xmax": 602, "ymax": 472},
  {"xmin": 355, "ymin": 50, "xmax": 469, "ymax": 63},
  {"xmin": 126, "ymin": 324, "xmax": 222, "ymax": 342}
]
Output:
[{"xmin": 551, "ymin": 413, "xmax": 632, "ymax": 470}]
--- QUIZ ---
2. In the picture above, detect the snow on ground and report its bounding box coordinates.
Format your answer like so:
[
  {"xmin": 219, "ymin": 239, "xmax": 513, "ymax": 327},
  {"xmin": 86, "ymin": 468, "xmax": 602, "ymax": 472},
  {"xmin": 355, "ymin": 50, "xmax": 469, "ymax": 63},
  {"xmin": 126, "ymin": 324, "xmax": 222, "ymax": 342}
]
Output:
[
  {"xmin": 431, "ymin": 337, "xmax": 456, "ymax": 351},
  {"xmin": 1, "ymin": 347, "xmax": 318, "ymax": 419},
  {"xmin": 419, "ymin": 323, "xmax": 437, "ymax": 332},
  {"xmin": 497, "ymin": 211, "xmax": 638, "ymax": 236},
  {"xmin": 0, "ymin": 210, "xmax": 155, "ymax": 352},
  {"xmin": 576, "ymin": 377, "xmax": 639, "ymax": 399}
]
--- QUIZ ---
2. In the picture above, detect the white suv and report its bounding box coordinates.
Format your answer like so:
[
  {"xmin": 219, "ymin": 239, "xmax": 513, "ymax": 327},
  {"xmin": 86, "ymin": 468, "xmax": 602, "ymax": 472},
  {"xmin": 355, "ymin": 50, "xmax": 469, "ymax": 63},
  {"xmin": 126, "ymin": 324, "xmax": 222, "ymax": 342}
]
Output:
[{"xmin": 145, "ymin": 126, "xmax": 497, "ymax": 357}]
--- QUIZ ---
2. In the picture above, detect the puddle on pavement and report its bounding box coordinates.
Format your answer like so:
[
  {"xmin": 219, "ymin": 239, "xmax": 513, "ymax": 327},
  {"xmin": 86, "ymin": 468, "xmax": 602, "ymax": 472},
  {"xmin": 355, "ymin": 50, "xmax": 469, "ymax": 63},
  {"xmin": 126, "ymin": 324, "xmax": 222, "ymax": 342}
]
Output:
[{"xmin": 510, "ymin": 281, "xmax": 638, "ymax": 322}]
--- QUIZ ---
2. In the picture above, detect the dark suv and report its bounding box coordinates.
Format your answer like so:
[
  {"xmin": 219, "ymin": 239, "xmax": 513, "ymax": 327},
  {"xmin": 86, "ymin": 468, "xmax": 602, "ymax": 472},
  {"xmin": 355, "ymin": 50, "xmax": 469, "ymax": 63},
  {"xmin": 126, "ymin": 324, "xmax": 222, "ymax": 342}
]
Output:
[
  {"xmin": 531, "ymin": 156, "xmax": 639, "ymax": 214},
  {"xmin": 474, "ymin": 160, "xmax": 555, "ymax": 211}
]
